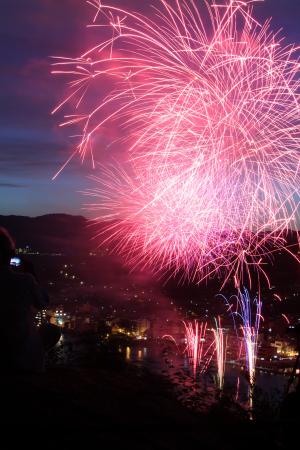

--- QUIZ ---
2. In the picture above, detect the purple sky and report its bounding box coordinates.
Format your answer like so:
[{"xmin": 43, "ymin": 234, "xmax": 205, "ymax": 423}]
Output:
[{"xmin": 1, "ymin": 0, "xmax": 300, "ymax": 217}]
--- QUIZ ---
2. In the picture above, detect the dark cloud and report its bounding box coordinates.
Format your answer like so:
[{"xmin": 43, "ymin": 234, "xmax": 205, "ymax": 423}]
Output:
[{"xmin": 0, "ymin": 183, "xmax": 28, "ymax": 188}]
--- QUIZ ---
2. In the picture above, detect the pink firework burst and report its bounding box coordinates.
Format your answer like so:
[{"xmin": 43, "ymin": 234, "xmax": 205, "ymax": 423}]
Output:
[{"xmin": 54, "ymin": 1, "xmax": 300, "ymax": 285}]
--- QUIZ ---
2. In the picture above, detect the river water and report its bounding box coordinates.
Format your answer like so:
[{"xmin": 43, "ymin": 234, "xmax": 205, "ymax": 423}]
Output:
[{"xmin": 119, "ymin": 342, "xmax": 292, "ymax": 412}]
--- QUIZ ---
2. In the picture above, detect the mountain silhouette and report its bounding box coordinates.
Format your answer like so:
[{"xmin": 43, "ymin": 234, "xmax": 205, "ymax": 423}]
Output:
[{"xmin": 0, "ymin": 214, "xmax": 92, "ymax": 254}]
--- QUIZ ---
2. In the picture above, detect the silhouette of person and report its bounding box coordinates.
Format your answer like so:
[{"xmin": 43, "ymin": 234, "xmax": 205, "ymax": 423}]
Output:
[{"xmin": 0, "ymin": 227, "xmax": 49, "ymax": 372}]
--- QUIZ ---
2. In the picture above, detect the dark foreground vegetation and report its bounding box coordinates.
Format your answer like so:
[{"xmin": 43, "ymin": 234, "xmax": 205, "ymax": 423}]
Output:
[{"xmin": 1, "ymin": 339, "xmax": 299, "ymax": 450}]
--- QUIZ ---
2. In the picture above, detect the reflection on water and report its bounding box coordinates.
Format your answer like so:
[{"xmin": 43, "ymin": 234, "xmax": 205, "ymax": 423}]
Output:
[
  {"xmin": 123, "ymin": 346, "xmax": 148, "ymax": 362},
  {"xmin": 119, "ymin": 342, "xmax": 291, "ymax": 413}
]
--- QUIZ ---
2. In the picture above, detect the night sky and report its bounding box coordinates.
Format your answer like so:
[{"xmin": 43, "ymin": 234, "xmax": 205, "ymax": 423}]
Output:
[{"xmin": 1, "ymin": 0, "xmax": 300, "ymax": 217}]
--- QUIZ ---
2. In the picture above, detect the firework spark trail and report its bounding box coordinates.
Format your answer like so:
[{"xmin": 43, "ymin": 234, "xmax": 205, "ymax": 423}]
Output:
[
  {"xmin": 235, "ymin": 376, "xmax": 240, "ymax": 402},
  {"xmin": 54, "ymin": 0, "xmax": 300, "ymax": 285},
  {"xmin": 218, "ymin": 287, "xmax": 262, "ymax": 388},
  {"xmin": 235, "ymin": 288, "xmax": 262, "ymax": 387},
  {"xmin": 183, "ymin": 320, "xmax": 207, "ymax": 376},
  {"xmin": 274, "ymin": 293, "xmax": 282, "ymax": 302},
  {"xmin": 237, "ymin": 339, "xmax": 244, "ymax": 361},
  {"xmin": 281, "ymin": 313, "xmax": 290, "ymax": 324},
  {"xmin": 212, "ymin": 316, "xmax": 227, "ymax": 390}
]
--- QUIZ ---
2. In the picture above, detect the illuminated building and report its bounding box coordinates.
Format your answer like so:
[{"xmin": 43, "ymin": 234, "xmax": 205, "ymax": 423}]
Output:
[
  {"xmin": 35, "ymin": 309, "xmax": 47, "ymax": 327},
  {"xmin": 50, "ymin": 309, "xmax": 67, "ymax": 327}
]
